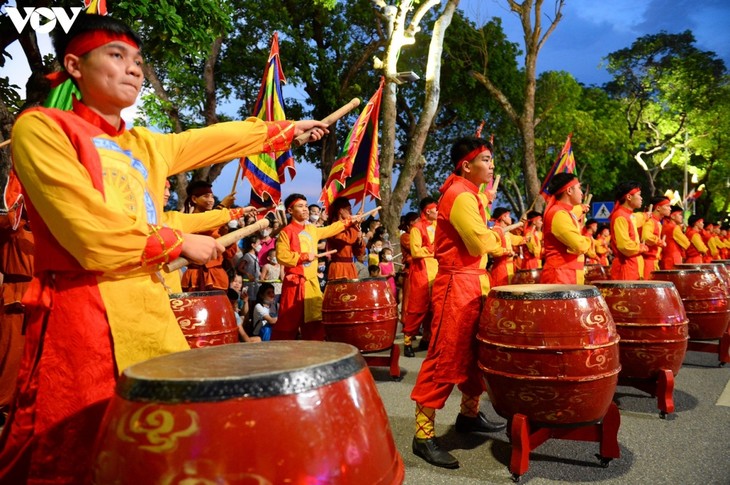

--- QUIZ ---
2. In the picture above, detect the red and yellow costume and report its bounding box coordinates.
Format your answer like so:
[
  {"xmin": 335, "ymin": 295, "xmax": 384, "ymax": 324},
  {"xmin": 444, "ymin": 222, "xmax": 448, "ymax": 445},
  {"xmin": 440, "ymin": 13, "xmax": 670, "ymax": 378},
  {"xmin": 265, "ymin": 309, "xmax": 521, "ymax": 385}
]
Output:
[
  {"xmin": 595, "ymin": 235, "xmax": 610, "ymax": 266},
  {"xmin": 542, "ymin": 202, "xmax": 591, "ymax": 284},
  {"xmin": 0, "ymin": 210, "xmax": 33, "ymax": 411},
  {"xmin": 610, "ymin": 205, "xmax": 644, "ymax": 280},
  {"xmin": 273, "ymin": 219, "xmax": 346, "ymax": 341},
  {"xmin": 326, "ymin": 226, "xmax": 365, "ymax": 280},
  {"xmin": 659, "ymin": 218, "xmax": 690, "ymax": 269},
  {"xmin": 0, "ymin": 100, "xmax": 296, "ymax": 483},
  {"xmin": 489, "ymin": 226, "xmax": 523, "ymax": 286},
  {"xmin": 402, "ymin": 215, "xmax": 437, "ymax": 343},
  {"xmin": 684, "ymin": 226, "xmax": 708, "ymax": 263},
  {"xmin": 411, "ymin": 175, "xmax": 503, "ymax": 430},
  {"xmin": 641, "ymin": 213, "xmax": 664, "ymax": 280},
  {"xmin": 522, "ymin": 224, "xmax": 543, "ymax": 269},
  {"xmin": 706, "ymin": 230, "xmax": 722, "ymax": 261},
  {"xmin": 180, "ymin": 223, "xmax": 239, "ymax": 291}
]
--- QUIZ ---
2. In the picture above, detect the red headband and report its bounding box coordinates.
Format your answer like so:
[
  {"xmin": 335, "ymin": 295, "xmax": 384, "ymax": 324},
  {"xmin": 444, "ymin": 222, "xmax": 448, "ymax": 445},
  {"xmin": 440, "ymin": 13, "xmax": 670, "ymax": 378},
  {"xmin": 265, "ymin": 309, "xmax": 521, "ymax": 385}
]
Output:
[
  {"xmin": 287, "ymin": 197, "xmax": 306, "ymax": 210},
  {"xmin": 621, "ymin": 187, "xmax": 640, "ymax": 200},
  {"xmin": 423, "ymin": 203, "xmax": 437, "ymax": 213},
  {"xmin": 554, "ymin": 178, "xmax": 579, "ymax": 195},
  {"xmin": 66, "ymin": 31, "xmax": 139, "ymax": 58},
  {"xmin": 655, "ymin": 199, "xmax": 670, "ymax": 207},
  {"xmin": 455, "ymin": 147, "xmax": 489, "ymax": 171}
]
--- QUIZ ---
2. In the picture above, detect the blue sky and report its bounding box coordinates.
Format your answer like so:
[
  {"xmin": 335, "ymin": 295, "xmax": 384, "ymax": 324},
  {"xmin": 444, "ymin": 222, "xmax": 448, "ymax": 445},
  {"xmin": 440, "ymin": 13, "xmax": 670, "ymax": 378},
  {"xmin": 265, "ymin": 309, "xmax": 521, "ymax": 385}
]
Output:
[{"xmin": 4, "ymin": 1, "xmax": 729, "ymax": 210}]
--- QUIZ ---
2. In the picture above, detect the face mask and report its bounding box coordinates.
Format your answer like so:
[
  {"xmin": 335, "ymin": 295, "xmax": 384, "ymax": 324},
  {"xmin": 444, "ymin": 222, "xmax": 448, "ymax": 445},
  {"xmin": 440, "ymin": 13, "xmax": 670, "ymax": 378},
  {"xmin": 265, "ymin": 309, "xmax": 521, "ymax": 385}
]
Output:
[
  {"xmin": 318, "ymin": 265, "xmax": 326, "ymax": 272},
  {"xmin": 383, "ymin": 232, "xmax": 390, "ymax": 240},
  {"xmin": 228, "ymin": 220, "xmax": 239, "ymax": 229},
  {"xmin": 309, "ymin": 214, "xmax": 320, "ymax": 223},
  {"xmin": 385, "ymin": 255, "xmax": 393, "ymax": 261},
  {"xmin": 254, "ymin": 245, "xmax": 262, "ymax": 253},
  {"xmin": 270, "ymin": 257, "xmax": 277, "ymax": 264},
  {"xmin": 373, "ymin": 246, "xmax": 382, "ymax": 253},
  {"xmin": 264, "ymin": 297, "xmax": 274, "ymax": 305},
  {"xmin": 262, "ymin": 229, "xmax": 271, "ymax": 237}
]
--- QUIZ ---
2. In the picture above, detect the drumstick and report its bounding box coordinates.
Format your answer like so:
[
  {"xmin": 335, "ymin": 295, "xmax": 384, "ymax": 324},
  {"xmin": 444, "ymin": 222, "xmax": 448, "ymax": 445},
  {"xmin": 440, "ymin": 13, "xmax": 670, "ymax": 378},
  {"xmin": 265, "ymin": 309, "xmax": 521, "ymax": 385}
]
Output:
[
  {"xmin": 316, "ymin": 249, "xmax": 337, "ymax": 258},
  {"xmin": 503, "ymin": 221, "xmax": 524, "ymax": 233},
  {"xmin": 293, "ymin": 98, "xmax": 361, "ymax": 147},
  {"xmin": 584, "ymin": 193, "xmax": 593, "ymax": 206},
  {"xmin": 164, "ymin": 219, "xmax": 270, "ymax": 273},
  {"xmin": 352, "ymin": 206, "xmax": 381, "ymax": 223},
  {"xmin": 0, "ymin": 139, "xmax": 10, "ymax": 149},
  {"xmin": 491, "ymin": 174, "xmax": 501, "ymax": 194},
  {"xmin": 647, "ymin": 204, "xmax": 653, "ymax": 214}
]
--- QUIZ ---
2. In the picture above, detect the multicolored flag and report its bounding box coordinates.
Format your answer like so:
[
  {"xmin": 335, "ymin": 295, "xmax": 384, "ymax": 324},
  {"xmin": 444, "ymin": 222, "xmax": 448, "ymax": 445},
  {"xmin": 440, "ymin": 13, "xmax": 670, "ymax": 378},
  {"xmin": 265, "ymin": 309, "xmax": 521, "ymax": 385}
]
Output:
[
  {"xmin": 540, "ymin": 133, "xmax": 576, "ymax": 199},
  {"xmin": 239, "ymin": 33, "xmax": 293, "ymax": 206},
  {"xmin": 320, "ymin": 78, "xmax": 383, "ymax": 211}
]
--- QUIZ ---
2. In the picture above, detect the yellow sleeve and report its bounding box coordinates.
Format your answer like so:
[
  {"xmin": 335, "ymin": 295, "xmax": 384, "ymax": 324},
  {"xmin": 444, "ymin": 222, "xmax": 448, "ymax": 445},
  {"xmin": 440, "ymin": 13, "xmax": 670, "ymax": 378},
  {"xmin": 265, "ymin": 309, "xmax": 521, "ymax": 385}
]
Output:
[
  {"xmin": 690, "ymin": 233, "xmax": 709, "ymax": 253},
  {"xmin": 145, "ymin": 118, "xmax": 291, "ymax": 176},
  {"xmin": 12, "ymin": 111, "xmax": 166, "ymax": 272},
  {"xmin": 633, "ymin": 212, "xmax": 646, "ymax": 230},
  {"xmin": 450, "ymin": 192, "xmax": 503, "ymax": 257},
  {"xmin": 673, "ymin": 227, "xmax": 691, "ymax": 249},
  {"xmin": 613, "ymin": 217, "xmax": 642, "ymax": 256},
  {"xmin": 410, "ymin": 226, "xmax": 433, "ymax": 259},
  {"xmin": 161, "ymin": 209, "xmax": 231, "ymax": 234},
  {"xmin": 642, "ymin": 219, "xmax": 661, "ymax": 246},
  {"xmin": 275, "ymin": 230, "xmax": 299, "ymax": 269},
  {"xmin": 315, "ymin": 221, "xmax": 346, "ymax": 241},
  {"xmin": 508, "ymin": 234, "xmax": 525, "ymax": 246},
  {"xmin": 552, "ymin": 210, "xmax": 591, "ymax": 255},
  {"xmin": 708, "ymin": 237, "xmax": 721, "ymax": 257}
]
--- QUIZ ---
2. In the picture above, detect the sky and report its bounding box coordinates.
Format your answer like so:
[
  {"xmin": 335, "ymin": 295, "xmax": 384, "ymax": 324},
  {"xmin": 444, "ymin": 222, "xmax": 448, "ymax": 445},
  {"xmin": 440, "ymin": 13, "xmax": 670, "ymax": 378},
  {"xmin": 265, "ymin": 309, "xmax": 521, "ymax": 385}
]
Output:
[{"xmin": 3, "ymin": 0, "xmax": 730, "ymax": 210}]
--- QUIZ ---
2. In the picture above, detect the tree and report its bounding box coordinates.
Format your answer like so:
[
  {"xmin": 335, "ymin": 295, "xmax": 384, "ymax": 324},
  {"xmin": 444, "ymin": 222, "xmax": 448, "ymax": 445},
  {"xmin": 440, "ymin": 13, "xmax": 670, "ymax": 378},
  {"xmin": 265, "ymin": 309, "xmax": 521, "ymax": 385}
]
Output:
[{"xmin": 470, "ymin": 0, "xmax": 566, "ymax": 211}]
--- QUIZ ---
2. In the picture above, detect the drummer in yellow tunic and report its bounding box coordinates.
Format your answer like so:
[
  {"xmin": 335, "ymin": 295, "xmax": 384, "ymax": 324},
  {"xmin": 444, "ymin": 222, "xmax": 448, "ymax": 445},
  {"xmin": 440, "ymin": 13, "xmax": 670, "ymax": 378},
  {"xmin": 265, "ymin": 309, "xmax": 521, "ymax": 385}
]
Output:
[
  {"xmin": 273, "ymin": 194, "xmax": 363, "ymax": 341},
  {"xmin": 641, "ymin": 196, "xmax": 670, "ymax": 279},
  {"xmin": 0, "ymin": 14, "xmax": 329, "ymax": 484},
  {"xmin": 609, "ymin": 181, "xmax": 648, "ymax": 280}
]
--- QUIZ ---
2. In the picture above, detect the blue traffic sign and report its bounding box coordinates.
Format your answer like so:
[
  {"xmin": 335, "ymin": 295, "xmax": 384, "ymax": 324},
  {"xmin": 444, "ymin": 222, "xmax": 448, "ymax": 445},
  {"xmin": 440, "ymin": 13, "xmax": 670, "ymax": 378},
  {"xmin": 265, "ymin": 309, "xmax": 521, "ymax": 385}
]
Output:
[{"xmin": 592, "ymin": 201, "xmax": 614, "ymax": 222}]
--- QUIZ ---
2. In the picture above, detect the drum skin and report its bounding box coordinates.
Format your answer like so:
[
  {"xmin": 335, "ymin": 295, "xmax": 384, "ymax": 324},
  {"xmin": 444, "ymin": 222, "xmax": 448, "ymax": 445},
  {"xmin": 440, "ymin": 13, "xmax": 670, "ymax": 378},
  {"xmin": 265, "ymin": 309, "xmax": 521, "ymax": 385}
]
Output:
[
  {"xmin": 92, "ymin": 342, "xmax": 404, "ymax": 485},
  {"xmin": 478, "ymin": 284, "xmax": 620, "ymax": 426},
  {"xmin": 322, "ymin": 278, "xmax": 398, "ymax": 352},
  {"xmin": 584, "ymin": 264, "xmax": 610, "ymax": 283},
  {"xmin": 511, "ymin": 268, "xmax": 542, "ymax": 285},
  {"xmin": 594, "ymin": 281, "xmax": 688, "ymax": 379},
  {"xmin": 169, "ymin": 291, "xmax": 239, "ymax": 348},
  {"xmin": 651, "ymin": 269, "xmax": 730, "ymax": 340}
]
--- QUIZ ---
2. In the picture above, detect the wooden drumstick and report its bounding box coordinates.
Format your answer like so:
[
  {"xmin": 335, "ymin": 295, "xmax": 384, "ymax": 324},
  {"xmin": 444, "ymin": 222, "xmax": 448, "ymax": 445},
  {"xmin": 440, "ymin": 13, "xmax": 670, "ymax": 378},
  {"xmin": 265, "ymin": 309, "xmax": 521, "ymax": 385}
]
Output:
[
  {"xmin": 584, "ymin": 193, "xmax": 593, "ymax": 206},
  {"xmin": 352, "ymin": 206, "xmax": 381, "ymax": 223},
  {"xmin": 503, "ymin": 221, "xmax": 524, "ymax": 233},
  {"xmin": 316, "ymin": 249, "xmax": 337, "ymax": 259},
  {"xmin": 0, "ymin": 139, "xmax": 10, "ymax": 149},
  {"xmin": 164, "ymin": 219, "xmax": 270, "ymax": 273},
  {"xmin": 491, "ymin": 174, "xmax": 501, "ymax": 194},
  {"xmin": 293, "ymin": 98, "xmax": 361, "ymax": 147}
]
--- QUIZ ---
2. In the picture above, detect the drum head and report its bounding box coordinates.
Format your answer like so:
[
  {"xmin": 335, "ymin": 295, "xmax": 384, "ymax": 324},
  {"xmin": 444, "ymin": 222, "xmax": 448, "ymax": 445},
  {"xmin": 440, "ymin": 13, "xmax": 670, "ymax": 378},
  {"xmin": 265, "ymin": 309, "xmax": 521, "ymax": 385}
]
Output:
[
  {"xmin": 118, "ymin": 341, "xmax": 365, "ymax": 403},
  {"xmin": 490, "ymin": 284, "xmax": 600, "ymax": 300}
]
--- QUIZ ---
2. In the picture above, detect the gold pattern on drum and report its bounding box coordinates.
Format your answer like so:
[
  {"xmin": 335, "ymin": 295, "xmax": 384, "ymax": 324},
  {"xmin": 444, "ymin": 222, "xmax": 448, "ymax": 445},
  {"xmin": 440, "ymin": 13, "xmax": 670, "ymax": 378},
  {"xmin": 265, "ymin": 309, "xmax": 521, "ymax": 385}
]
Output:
[
  {"xmin": 170, "ymin": 298, "xmax": 203, "ymax": 330},
  {"xmin": 115, "ymin": 404, "xmax": 200, "ymax": 453}
]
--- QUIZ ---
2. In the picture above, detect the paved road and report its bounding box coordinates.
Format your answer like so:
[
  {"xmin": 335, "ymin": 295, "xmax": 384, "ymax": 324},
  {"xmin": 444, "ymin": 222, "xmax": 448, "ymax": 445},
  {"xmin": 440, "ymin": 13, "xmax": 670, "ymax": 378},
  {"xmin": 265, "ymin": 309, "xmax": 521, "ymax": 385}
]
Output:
[{"xmin": 371, "ymin": 341, "xmax": 730, "ymax": 485}]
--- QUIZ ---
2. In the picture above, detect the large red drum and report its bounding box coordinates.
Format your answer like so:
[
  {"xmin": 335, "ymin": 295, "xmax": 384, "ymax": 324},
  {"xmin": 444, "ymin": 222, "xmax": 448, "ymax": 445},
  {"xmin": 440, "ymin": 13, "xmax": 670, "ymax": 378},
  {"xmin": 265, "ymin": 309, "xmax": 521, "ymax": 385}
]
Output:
[
  {"xmin": 92, "ymin": 342, "xmax": 404, "ymax": 485},
  {"xmin": 322, "ymin": 278, "xmax": 398, "ymax": 352},
  {"xmin": 584, "ymin": 264, "xmax": 610, "ymax": 283},
  {"xmin": 651, "ymin": 269, "xmax": 730, "ymax": 340},
  {"xmin": 675, "ymin": 263, "xmax": 730, "ymax": 292},
  {"xmin": 593, "ymin": 281, "xmax": 688, "ymax": 379},
  {"xmin": 511, "ymin": 268, "xmax": 542, "ymax": 285},
  {"xmin": 478, "ymin": 284, "xmax": 620, "ymax": 426},
  {"xmin": 169, "ymin": 291, "xmax": 239, "ymax": 348}
]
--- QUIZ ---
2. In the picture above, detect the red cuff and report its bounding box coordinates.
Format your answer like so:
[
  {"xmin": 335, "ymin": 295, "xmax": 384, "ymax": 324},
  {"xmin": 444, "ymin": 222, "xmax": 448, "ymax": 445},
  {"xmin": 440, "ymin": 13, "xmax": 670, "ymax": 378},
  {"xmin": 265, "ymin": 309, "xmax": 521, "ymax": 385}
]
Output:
[
  {"xmin": 297, "ymin": 253, "xmax": 311, "ymax": 265},
  {"xmin": 262, "ymin": 121, "xmax": 295, "ymax": 152},
  {"xmin": 142, "ymin": 225, "xmax": 184, "ymax": 266}
]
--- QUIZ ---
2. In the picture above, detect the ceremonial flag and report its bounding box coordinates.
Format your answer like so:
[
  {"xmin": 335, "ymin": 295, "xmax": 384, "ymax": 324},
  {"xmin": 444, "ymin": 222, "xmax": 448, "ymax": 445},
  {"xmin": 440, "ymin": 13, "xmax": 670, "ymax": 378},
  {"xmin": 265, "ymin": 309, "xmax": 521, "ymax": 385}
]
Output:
[
  {"xmin": 320, "ymin": 79, "xmax": 383, "ymax": 211},
  {"xmin": 540, "ymin": 133, "xmax": 576, "ymax": 199},
  {"xmin": 240, "ymin": 33, "xmax": 293, "ymax": 206}
]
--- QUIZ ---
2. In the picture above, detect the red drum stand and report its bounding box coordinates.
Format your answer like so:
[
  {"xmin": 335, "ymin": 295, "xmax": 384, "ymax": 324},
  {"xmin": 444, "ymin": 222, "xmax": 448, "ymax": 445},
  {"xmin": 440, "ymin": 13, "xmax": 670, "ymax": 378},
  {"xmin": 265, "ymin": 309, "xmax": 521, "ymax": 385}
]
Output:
[
  {"xmin": 508, "ymin": 402, "xmax": 621, "ymax": 482},
  {"xmin": 363, "ymin": 344, "xmax": 402, "ymax": 380},
  {"xmin": 618, "ymin": 369, "xmax": 675, "ymax": 418},
  {"xmin": 686, "ymin": 331, "xmax": 730, "ymax": 366}
]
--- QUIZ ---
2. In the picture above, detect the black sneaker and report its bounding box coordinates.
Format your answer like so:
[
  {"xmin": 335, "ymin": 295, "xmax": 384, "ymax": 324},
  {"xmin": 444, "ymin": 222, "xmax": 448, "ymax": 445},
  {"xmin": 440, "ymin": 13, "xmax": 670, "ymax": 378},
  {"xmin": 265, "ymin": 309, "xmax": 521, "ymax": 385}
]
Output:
[
  {"xmin": 417, "ymin": 339, "xmax": 430, "ymax": 351},
  {"xmin": 404, "ymin": 344, "xmax": 415, "ymax": 358},
  {"xmin": 454, "ymin": 412, "xmax": 507, "ymax": 433},
  {"xmin": 412, "ymin": 437, "xmax": 459, "ymax": 469}
]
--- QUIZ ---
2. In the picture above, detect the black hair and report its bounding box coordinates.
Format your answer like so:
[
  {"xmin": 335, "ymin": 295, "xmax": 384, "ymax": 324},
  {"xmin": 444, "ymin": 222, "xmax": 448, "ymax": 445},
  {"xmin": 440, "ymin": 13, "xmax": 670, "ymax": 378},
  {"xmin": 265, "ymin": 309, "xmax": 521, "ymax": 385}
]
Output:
[
  {"xmin": 328, "ymin": 197, "xmax": 351, "ymax": 223},
  {"xmin": 649, "ymin": 196, "xmax": 670, "ymax": 207},
  {"xmin": 547, "ymin": 173, "xmax": 578, "ymax": 196},
  {"xmin": 284, "ymin": 193, "xmax": 307, "ymax": 210},
  {"xmin": 614, "ymin": 181, "xmax": 642, "ymax": 203},
  {"xmin": 399, "ymin": 211, "xmax": 419, "ymax": 231},
  {"xmin": 491, "ymin": 207, "xmax": 510, "ymax": 220},
  {"xmin": 688, "ymin": 215, "xmax": 703, "ymax": 227},
  {"xmin": 368, "ymin": 265, "xmax": 381, "ymax": 275},
  {"xmin": 53, "ymin": 14, "xmax": 142, "ymax": 62},
  {"xmin": 450, "ymin": 137, "xmax": 493, "ymax": 173},
  {"xmin": 242, "ymin": 235, "xmax": 261, "ymax": 253},
  {"xmin": 183, "ymin": 180, "xmax": 213, "ymax": 213},
  {"xmin": 585, "ymin": 218, "xmax": 598, "ymax": 228},
  {"xmin": 419, "ymin": 197, "xmax": 438, "ymax": 212},
  {"xmin": 255, "ymin": 282, "xmax": 275, "ymax": 305}
]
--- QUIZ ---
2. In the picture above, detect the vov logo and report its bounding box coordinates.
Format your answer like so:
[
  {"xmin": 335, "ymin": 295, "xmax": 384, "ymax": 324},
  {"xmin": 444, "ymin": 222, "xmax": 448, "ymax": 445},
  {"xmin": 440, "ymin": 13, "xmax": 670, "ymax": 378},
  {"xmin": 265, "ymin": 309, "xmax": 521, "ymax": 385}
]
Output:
[{"xmin": 7, "ymin": 7, "xmax": 84, "ymax": 34}]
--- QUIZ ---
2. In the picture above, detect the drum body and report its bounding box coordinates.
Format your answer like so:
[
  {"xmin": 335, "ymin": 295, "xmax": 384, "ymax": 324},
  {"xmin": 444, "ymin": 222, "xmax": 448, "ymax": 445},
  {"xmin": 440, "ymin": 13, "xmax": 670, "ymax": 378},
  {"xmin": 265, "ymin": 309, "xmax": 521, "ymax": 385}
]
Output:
[
  {"xmin": 322, "ymin": 278, "xmax": 397, "ymax": 352},
  {"xmin": 478, "ymin": 284, "xmax": 620, "ymax": 426},
  {"xmin": 651, "ymin": 269, "xmax": 730, "ymax": 340},
  {"xmin": 169, "ymin": 291, "xmax": 239, "ymax": 348},
  {"xmin": 584, "ymin": 264, "xmax": 610, "ymax": 283},
  {"xmin": 594, "ymin": 281, "xmax": 688, "ymax": 379},
  {"xmin": 92, "ymin": 342, "xmax": 404, "ymax": 485},
  {"xmin": 511, "ymin": 268, "xmax": 542, "ymax": 285},
  {"xmin": 675, "ymin": 263, "xmax": 730, "ymax": 291}
]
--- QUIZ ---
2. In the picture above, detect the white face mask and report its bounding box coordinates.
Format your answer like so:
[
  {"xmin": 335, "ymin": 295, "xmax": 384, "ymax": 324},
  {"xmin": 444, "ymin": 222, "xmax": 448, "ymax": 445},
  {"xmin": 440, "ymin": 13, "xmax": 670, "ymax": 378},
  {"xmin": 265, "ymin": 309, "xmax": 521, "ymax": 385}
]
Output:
[
  {"xmin": 385, "ymin": 255, "xmax": 393, "ymax": 261},
  {"xmin": 228, "ymin": 220, "xmax": 239, "ymax": 229},
  {"xmin": 309, "ymin": 214, "xmax": 320, "ymax": 223},
  {"xmin": 373, "ymin": 246, "xmax": 382, "ymax": 253},
  {"xmin": 318, "ymin": 265, "xmax": 326, "ymax": 272},
  {"xmin": 262, "ymin": 229, "xmax": 271, "ymax": 237},
  {"xmin": 263, "ymin": 297, "xmax": 274, "ymax": 305},
  {"xmin": 253, "ymin": 245, "xmax": 262, "ymax": 253},
  {"xmin": 270, "ymin": 257, "xmax": 277, "ymax": 264}
]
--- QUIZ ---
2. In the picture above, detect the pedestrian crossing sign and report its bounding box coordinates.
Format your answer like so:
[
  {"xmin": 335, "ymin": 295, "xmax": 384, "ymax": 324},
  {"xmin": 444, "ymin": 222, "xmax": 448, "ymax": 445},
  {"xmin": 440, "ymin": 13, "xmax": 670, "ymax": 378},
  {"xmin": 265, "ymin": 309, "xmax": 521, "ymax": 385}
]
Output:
[{"xmin": 592, "ymin": 202, "xmax": 614, "ymax": 222}]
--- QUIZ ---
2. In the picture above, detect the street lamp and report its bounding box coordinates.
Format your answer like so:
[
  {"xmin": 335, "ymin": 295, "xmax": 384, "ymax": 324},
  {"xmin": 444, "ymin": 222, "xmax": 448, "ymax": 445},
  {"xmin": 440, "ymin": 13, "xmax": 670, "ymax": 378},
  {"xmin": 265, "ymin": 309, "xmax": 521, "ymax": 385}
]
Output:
[{"xmin": 394, "ymin": 71, "xmax": 420, "ymax": 84}]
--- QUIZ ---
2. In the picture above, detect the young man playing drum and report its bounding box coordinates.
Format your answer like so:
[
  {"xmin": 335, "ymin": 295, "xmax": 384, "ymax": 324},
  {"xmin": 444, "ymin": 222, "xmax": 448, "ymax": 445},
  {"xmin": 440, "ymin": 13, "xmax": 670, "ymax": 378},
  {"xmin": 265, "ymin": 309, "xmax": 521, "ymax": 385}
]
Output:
[
  {"xmin": 410, "ymin": 137, "xmax": 506, "ymax": 469},
  {"xmin": 0, "ymin": 14, "xmax": 328, "ymax": 483}
]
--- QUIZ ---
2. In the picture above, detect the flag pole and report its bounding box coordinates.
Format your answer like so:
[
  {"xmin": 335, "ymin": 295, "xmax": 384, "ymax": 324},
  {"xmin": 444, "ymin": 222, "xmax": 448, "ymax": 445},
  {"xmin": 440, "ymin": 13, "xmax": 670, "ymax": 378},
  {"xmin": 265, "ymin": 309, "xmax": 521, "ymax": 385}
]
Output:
[{"xmin": 230, "ymin": 162, "xmax": 242, "ymax": 196}]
